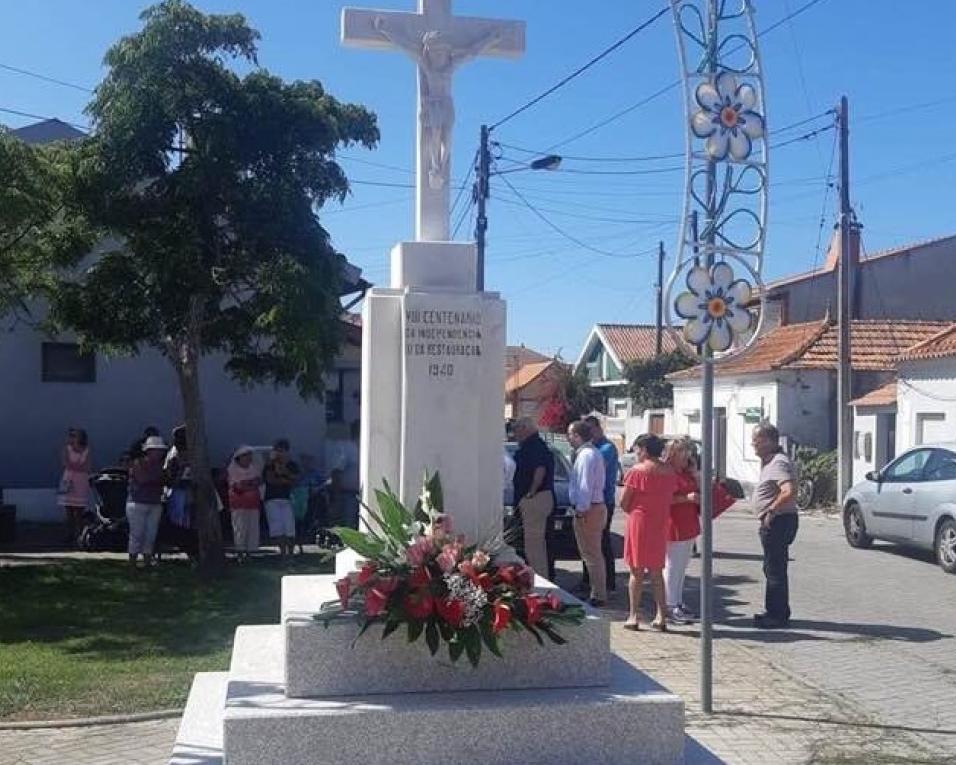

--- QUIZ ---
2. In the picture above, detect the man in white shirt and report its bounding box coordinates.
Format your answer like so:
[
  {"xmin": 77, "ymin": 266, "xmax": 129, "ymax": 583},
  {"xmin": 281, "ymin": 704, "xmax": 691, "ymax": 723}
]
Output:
[{"xmin": 567, "ymin": 420, "xmax": 608, "ymax": 606}]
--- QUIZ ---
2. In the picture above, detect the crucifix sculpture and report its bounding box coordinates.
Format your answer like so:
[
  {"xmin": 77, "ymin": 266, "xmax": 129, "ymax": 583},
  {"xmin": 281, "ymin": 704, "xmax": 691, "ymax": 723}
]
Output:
[{"xmin": 342, "ymin": 0, "xmax": 525, "ymax": 242}]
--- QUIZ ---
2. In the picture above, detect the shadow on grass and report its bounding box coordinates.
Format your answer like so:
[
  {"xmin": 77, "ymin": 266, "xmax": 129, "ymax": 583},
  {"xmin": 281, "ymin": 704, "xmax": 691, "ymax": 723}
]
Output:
[{"xmin": 0, "ymin": 554, "xmax": 332, "ymax": 662}]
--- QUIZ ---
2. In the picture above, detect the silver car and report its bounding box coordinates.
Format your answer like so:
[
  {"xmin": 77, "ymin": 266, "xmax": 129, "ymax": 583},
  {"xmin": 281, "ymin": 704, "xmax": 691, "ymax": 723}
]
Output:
[{"xmin": 842, "ymin": 443, "xmax": 956, "ymax": 574}]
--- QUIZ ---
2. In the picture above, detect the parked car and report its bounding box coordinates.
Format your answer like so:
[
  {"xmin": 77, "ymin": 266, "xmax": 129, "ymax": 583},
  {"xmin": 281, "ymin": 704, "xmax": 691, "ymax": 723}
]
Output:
[
  {"xmin": 503, "ymin": 442, "xmax": 578, "ymax": 576},
  {"xmin": 842, "ymin": 443, "xmax": 956, "ymax": 574}
]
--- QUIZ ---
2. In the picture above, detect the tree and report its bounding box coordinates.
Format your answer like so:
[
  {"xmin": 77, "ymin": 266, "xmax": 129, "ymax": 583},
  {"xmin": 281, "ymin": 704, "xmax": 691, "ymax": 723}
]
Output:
[
  {"xmin": 538, "ymin": 367, "xmax": 604, "ymax": 432},
  {"xmin": 47, "ymin": 1, "xmax": 378, "ymax": 570},
  {"xmin": 623, "ymin": 350, "xmax": 696, "ymax": 413},
  {"xmin": 0, "ymin": 132, "xmax": 92, "ymax": 319}
]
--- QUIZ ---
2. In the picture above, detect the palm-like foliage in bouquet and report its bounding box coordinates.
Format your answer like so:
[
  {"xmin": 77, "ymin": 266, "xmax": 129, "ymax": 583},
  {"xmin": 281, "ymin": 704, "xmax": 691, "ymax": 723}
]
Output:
[{"xmin": 317, "ymin": 473, "xmax": 585, "ymax": 667}]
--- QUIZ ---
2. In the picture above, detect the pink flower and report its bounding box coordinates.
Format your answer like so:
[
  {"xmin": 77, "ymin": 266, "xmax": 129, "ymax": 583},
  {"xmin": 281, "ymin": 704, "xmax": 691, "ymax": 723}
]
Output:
[
  {"xmin": 335, "ymin": 577, "xmax": 351, "ymax": 609},
  {"xmin": 546, "ymin": 592, "xmax": 562, "ymax": 611},
  {"xmin": 436, "ymin": 543, "xmax": 462, "ymax": 573},
  {"xmin": 432, "ymin": 513, "xmax": 453, "ymax": 535},
  {"xmin": 405, "ymin": 537, "xmax": 432, "ymax": 567},
  {"xmin": 470, "ymin": 550, "xmax": 491, "ymax": 571}
]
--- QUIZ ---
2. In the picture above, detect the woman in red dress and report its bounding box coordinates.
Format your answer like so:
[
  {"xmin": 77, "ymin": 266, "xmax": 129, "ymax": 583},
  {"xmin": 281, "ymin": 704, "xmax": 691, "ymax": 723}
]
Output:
[
  {"xmin": 664, "ymin": 437, "xmax": 701, "ymax": 625},
  {"xmin": 621, "ymin": 433, "xmax": 677, "ymax": 631}
]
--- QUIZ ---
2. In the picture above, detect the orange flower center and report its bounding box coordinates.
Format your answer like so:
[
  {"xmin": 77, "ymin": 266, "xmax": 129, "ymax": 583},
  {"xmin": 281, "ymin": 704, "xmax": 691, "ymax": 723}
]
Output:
[
  {"xmin": 720, "ymin": 106, "xmax": 739, "ymax": 128},
  {"xmin": 708, "ymin": 297, "xmax": 727, "ymax": 318}
]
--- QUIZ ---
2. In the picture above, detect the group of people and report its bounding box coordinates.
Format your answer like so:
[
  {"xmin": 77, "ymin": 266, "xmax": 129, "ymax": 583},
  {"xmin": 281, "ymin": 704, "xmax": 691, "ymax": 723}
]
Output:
[
  {"xmin": 57, "ymin": 425, "xmax": 361, "ymax": 567},
  {"xmin": 511, "ymin": 416, "xmax": 800, "ymax": 631}
]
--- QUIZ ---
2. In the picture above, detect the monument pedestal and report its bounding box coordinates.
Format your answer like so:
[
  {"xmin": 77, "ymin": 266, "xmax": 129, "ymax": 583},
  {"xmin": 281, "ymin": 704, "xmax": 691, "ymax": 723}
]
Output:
[{"xmin": 170, "ymin": 576, "xmax": 686, "ymax": 765}]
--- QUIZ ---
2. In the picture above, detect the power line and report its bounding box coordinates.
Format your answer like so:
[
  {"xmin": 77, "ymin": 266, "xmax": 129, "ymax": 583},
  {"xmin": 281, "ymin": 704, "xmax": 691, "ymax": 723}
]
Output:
[
  {"xmin": 798, "ymin": 129, "xmax": 839, "ymax": 325},
  {"xmin": 0, "ymin": 62, "xmax": 93, "ymax": 93},
  {"xmin": 0, "ymin": 106, "xmax": 88, "ymax": 132},
  {"xmin": 769, "ymin": 123, "xmax": 836, "ymax": 150},
  {"xmin": 542, "ymin": 0, "xmax": 831, "ymax": 151},
  {"xmin": 490, "ymin": 6, "xmax": 670, "ymax": 131},
  {"xmin": 495, "ymin": 171, "xmax": 651, "ymax": 259}
]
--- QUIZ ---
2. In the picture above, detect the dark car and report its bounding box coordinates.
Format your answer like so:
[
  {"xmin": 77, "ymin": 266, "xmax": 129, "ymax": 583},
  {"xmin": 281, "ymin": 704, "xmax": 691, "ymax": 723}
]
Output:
[{"xmin": 503, "ymin": 442, "xmax": 578, "ymax": 578}]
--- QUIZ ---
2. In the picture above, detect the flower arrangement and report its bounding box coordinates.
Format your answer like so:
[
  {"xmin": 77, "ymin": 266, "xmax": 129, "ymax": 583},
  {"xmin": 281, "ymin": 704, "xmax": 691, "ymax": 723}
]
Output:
[{"xmin": 317, "ymin": 473, "xmax": 585, "ymax": 667}]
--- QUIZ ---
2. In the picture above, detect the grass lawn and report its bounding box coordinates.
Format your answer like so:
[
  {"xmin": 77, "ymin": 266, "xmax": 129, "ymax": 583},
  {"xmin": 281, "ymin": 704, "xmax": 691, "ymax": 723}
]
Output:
[{"xmin": 0, "ymin": 554, "xmax": 331, "ymax": 721}]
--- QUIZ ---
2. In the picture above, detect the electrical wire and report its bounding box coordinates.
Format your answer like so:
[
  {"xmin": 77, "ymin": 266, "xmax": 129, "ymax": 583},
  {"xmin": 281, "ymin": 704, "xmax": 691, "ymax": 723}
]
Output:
[
  {"xmin": 0, "ymin": 62, "xmax": 93, "ymax": 93},
  {"xmin": 495, "ymin": 171, "xmax": 652, "ymax": 259},
  {"xmin": 490, "ymin": 6, "xmax": 670, "ymax": 131},
  {"xmin": 0, "ymin": 106, "xmax": 88, "ymax": 132},
  {"xmin": 798, "ymin": 129, "xmax": 839, "ymax": 325}
]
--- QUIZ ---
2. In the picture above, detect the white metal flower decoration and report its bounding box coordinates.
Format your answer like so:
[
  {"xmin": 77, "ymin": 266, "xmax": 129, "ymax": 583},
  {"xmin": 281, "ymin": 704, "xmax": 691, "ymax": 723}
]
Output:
[
  {"xmin": 691, "ymin": 71, "xmax": 765, "ymax": 161},
  {"xmin": 674, "ymin": 261, "xmax": 754, "ymax": 352}
]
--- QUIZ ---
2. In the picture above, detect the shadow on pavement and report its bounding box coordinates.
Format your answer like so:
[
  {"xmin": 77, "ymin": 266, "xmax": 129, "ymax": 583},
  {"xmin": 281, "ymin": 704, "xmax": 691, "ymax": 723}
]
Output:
[
  {"xmin": 684, "ymin": 735, "xmax": 726, "ymax": 764},
  {"xmin": 700, "ymin": 616, "xmax": 953, "ymax": 644}
]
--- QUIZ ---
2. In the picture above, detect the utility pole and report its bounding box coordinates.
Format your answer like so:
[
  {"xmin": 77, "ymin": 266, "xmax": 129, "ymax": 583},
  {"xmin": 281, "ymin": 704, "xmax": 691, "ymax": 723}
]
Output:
[
  {"xmin": 837, "ymin": 96, "xmax": 853, "ymax": 500},
  {"xmin": 474, "ymin": 124, "xmax": 491, "ymax": 291},
  {"xmin": 655, "ymin": 241, "xmax": 665, "ymax": 355}
]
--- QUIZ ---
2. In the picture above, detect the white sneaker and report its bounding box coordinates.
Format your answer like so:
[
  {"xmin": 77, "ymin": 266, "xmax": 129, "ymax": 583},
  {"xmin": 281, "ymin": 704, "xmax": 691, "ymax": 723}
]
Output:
[{"xmin": 668, "ymin": 605, "xmax": 697, "ymax": 624}]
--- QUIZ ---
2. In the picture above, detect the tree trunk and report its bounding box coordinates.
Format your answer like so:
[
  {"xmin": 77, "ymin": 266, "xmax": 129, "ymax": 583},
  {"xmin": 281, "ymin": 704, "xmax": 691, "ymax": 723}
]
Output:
[{"xmin": 171, "ymin": 328, "xmax": 225, "ymax": 573}]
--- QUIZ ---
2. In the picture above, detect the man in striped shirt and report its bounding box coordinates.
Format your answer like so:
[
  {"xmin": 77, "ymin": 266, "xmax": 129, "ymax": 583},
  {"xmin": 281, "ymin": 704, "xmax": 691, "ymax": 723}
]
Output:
[{"xmin": 567, "ymin": 420, "xmax": 608, "ymax": 607}]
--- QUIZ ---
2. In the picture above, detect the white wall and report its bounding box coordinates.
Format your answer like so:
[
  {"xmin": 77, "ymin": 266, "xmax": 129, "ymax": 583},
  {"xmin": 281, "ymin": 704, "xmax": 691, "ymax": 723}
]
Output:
[
  {"xmin": 897, "ymin": 358, "xmax": 956, "ymax": 451},
  {"xmin": 672, "ymin": 370, "xmax": 833, "ymax": 485},
  {"xmin": 851, "ymin": 406, "xmax": 896, "ymax": 485},
  {"xmin": 624, "ymin": 409, "xmax": 676, "ymax": 446}
]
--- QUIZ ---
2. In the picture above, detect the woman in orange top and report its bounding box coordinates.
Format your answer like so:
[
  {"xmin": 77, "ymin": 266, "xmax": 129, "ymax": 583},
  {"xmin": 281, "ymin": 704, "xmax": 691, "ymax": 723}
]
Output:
[
  {"xmin": 621, "ymin": 433, "xmax": 678, "ymax": 631},
  {"xmin": 664, "ymin": 437, "xmax": 701, "ymax": 625}
]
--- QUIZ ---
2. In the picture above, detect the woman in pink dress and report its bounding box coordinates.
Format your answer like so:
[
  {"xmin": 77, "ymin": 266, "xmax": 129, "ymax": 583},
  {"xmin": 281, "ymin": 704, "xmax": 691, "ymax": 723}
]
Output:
[
  {"xmin": 58, "ymin": 427, "xmax": 91, "ymax": 545},
  {"xmin": 620, "ymin": 433, "xmax": 677, "ymax": 631}
]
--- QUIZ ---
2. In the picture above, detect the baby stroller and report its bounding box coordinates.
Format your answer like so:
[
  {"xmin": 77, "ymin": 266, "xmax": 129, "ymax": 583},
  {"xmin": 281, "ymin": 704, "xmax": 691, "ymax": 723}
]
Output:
[{"xmin": 78, "ymin": 468, "xmax": 129, "ymax": 552}]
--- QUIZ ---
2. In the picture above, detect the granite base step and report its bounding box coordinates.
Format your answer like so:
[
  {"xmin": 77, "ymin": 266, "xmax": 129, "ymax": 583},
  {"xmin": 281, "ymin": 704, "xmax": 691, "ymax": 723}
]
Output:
[
  {"xmin": 169, "ymin": 672, "xmax": 226, "ymax": 765},
  {"xmin": 220, "ymin": 622, "xmax": 685, "ymax": 765},
  {"xmin": 282, "ymin": 573, "xmax": 610, "ymax": 697}
]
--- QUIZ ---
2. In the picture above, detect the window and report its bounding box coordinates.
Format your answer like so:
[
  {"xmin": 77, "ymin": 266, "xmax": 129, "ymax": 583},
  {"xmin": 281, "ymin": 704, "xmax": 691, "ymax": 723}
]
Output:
[
  {"xmin": 41, "ymin": 342, "xmax": 95, "ymax": 383},
  {"xmin": 923, "ymin": 449, "xmax": 956, "ymax": 482},
  {"xmin": 864, "ymin": 432, "xmax": 873, "ymax": 462},
  {"xmin": 916, "ymin": 412, "xmax": 947, "ymax": 445},
  {"xmin": 853, "ymin": 431, "xmax": 862, "ymax": 459},
  {"xmin": 882, "ymin": 449, "xmax": 932, "ymax": 483}
]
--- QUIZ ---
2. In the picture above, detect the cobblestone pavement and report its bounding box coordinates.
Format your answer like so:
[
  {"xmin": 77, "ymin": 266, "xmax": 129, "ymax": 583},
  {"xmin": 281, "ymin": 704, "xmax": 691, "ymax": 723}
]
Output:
[{"xmin": 2, "ymin": 511, "xmax": 953, "ymax": 764}]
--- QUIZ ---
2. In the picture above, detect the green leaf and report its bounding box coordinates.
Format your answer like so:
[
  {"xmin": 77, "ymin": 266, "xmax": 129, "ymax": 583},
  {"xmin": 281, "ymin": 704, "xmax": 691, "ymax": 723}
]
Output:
[
  {"xmin": 524, "ymin": 624, "xmax": 545, "ymax": 646},
  {"xmin": 381, "ymin": 619, "xmax": 402, "ymax": 641},
  {"xmin": 407, "ymin": 619, "xmax": 424, "ymax": 644},
  {"xmin": 479, "ymin": 621, "xmax": 503, "ymax": 658},
  {"xmin": 425, "ymin": 619, "xmax": 440, "ymax": 655},
  {"xmin": 333, "ymin": 527, "xmax": 385, "ymax": 559},
  {"xmin": 448, "ymin": 634, "xmax": 465, "ymax": 663},
  {"xmin": 538, "ymin": 622, "xmax": 567, "ymax": 645},
  {"xmin": 463, "ymin": 627, "xmax": 482, "ymax": 668},
  {"xmin": 374, "ymin": 487, "xmax": 412, "ymax": 539},
  {"xmin": 350, "ymin": 618, "xmax": 377, "ymax": 649}
]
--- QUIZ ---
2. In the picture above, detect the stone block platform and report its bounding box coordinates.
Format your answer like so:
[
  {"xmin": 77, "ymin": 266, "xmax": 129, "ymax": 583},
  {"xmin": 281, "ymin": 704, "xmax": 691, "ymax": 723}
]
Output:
[
  {"xmin": 283, "ymin": 574, "xmax": 610, "ymax": 697},
  {"xmin": 169, "ymin": 576, "xmax": 686, "ymax": 765}
]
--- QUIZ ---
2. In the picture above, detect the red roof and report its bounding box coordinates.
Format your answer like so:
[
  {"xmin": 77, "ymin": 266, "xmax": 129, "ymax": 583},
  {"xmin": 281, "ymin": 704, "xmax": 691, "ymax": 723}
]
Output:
[
  {"xmin": 598, "ymin": 324, "xmax": 682, "ymax": 364},
  {"xmin": 505, "ymin": 359, "xmax": 566, "ymax": 394},
  {"xmin": 670, "ymin": 319, "xmax": 951, "ymax": 381},
  {"xmin": 850, "ymin": 382, "xmax": 897, "ymax": 408},
  {"xmin": 897, "ymin": 324, "xmax": 956, "ymax": 362}
]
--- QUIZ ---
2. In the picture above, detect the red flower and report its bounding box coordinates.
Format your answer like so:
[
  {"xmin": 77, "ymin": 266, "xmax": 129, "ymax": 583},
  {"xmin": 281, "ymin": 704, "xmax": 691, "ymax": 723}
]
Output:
[
  {"xmin": 522, "ymin": 595, "xmax": 543, "ymax": 626},
  {"xmin": 335, "ymin": 577, "xmax": 351, "ymax": 610},
  {"xmin": 496, "ymin": 564, "xmax": 517, "ymax": 586},
  {"xmin": 491, "ymin": 600, "xmax": 512, "ymax": 634},
  {"xmin": 546, "ymin": 592, "xmax": 562, "ymax": 611},
  {"xmin": 357, "ymin": 562, "xmax": 377, "ymax": 587},
  {"xmin": 364, "ymin": 587, "xmax": 389, "ymax": 617},
  {"xmin": 409, "ymin": 566, "xmax": 431, "ymax": 589},
  {"xmin": 475, "ymin": 572, "xmax": 494, "ymax": 592},
  {"xmin": 516, "ymin": 565, "xmax": 536, "ymax": 591},
  {"xmin": 403, "ymin": 588, "xmax": 435, "ymax": 620},
  {"xmin": 458, "ymin": 561, "xmax": 477, "ymax": 579},
  {"xmin": 436, "ymin": 597, "xmax": 466, "ymax": 628},
  {"xmin": 376, "ymin": 575, "xmax": 399, "ymax": 594}
]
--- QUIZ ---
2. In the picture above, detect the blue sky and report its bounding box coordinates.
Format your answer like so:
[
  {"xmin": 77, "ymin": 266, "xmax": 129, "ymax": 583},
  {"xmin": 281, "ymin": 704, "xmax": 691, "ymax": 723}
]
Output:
[{"xmin": 2, "ymin": 1, "xmax": 955, "ymax": 360}]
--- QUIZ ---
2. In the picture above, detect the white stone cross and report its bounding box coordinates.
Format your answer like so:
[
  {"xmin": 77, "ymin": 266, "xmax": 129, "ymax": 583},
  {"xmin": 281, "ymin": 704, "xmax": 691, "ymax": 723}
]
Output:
[{"xmin": 342, "ymin": 0, "xmax": 525, "ymax": 243}]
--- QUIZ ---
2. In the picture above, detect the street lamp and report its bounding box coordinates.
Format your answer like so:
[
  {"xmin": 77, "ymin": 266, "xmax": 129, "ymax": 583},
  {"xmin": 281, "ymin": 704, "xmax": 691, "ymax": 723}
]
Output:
[{"xmin": 474, "ymin": 124, "xmax": 561, "ymax": 290}]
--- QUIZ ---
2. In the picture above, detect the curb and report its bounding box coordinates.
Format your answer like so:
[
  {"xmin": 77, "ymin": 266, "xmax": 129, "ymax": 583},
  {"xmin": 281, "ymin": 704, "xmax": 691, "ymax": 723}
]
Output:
[{"xmin": 0, "ymin": 708, "xmax": 183, "ymax": 731}]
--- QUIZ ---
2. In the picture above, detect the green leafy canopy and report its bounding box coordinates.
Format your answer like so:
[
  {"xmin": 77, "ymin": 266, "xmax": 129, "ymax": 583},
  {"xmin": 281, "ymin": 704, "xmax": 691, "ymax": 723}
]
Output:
[{"xmin": 623, "ymin": 350, "xmax": 696, "ymax": 413}]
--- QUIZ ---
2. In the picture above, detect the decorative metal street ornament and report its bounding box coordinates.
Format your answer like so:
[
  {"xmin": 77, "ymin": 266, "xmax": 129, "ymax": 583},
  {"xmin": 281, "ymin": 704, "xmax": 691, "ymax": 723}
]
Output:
[{"xmin": 667, "ymin": 0, "xmax": 769, "ymax": 715}]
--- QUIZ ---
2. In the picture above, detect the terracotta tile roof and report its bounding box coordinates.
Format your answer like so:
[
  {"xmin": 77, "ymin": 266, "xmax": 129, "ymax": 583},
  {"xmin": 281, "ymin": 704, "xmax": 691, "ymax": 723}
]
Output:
[
  {"xmin": 505, "ymin": 360, "xmax": 562, "ymax": 394},
  {"xmin": 505, "ymin": 345, "xmax": 552, "ymax": 375},
  {"xmin": 791, "ymin": 320, "xmax": 952, "ymax": 371},
  {"xmin": 598, "ymin": 324, "xmax": 682, "ymax": 364},
  {"xmin": 669, "ymin": 320, "xmax": 828, "ymax": 381},
  {"xmin": 850, "ymin": 382, "xmax": 897, "ymax": 408},
  {"xmin": 897, "ymin": 324, "xmax": 956, "ymax": 362},
  {"xmin": 669, "ymin": 319, "xmax": 950, "ymax": 381}
]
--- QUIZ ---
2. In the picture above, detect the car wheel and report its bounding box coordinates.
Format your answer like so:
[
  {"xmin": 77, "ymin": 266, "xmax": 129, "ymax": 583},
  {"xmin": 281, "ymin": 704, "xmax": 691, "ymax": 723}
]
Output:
[
  {"xmin": 935, "ymin": 518, "xmax": 956, "ymax": 574},
  {"xmin": 843, "ymin": 502, "xmax": 873, "ymax": 549}
]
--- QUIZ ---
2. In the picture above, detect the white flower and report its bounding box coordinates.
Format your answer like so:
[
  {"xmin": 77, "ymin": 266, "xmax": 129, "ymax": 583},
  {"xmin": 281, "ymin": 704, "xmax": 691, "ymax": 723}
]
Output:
[
  {"xmin": 691, "ymin": 71, "xmax": 765, "ymax": 161},
  {"xmin": 674, "ymin": 262, "xmax": 753, "ymax": 352}
]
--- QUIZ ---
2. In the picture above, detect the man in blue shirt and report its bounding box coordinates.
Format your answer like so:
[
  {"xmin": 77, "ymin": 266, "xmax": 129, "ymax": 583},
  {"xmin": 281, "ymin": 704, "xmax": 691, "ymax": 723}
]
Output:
[{"xmin": 580, "ymin": 415, "xmax": 619, "ymax": 593}]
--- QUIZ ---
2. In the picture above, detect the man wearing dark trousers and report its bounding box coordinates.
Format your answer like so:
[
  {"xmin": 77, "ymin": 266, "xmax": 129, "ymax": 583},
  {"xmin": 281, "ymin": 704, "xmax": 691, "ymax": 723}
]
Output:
[
  {"xmin": 580, "ymin": 415, "xmax": 619, "ymax": 593},
  {"xmin": 751, "ymin": 422, "xmax": 798, "ymax": 629}
]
